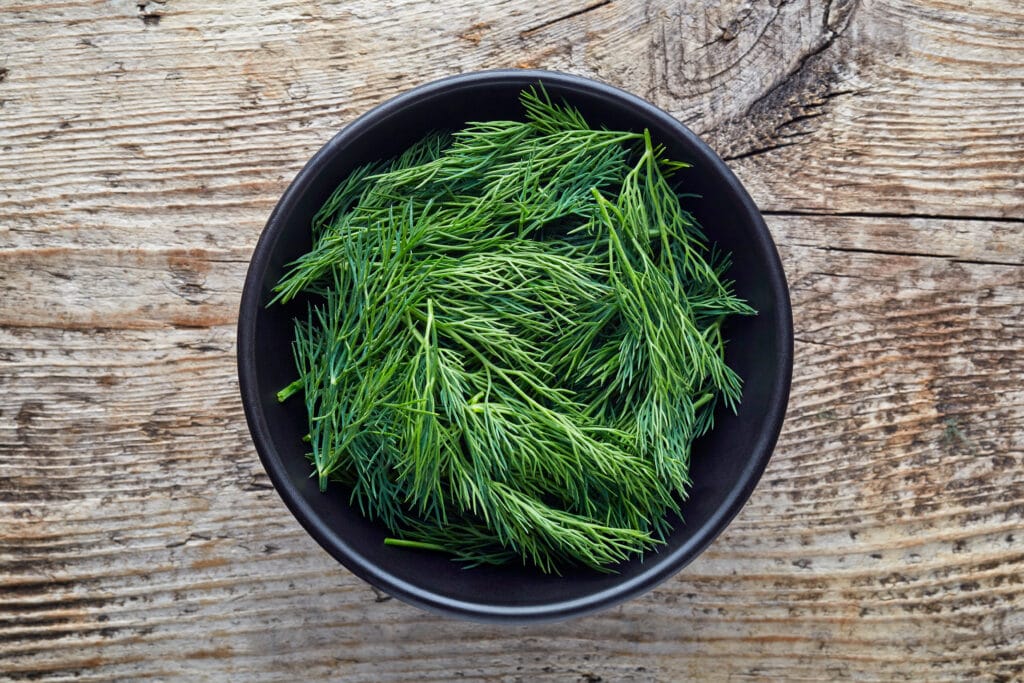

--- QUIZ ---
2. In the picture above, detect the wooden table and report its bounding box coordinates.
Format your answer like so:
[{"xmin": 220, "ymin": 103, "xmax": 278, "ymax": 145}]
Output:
[{"xmin": 2, "ymin": 0, "xmax": 1022, "ymax": 679}]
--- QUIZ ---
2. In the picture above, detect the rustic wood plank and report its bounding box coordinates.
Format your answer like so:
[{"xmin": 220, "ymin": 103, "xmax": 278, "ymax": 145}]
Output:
[
  {"xmin": 1, "ymin": 216, "xmax": 1021, "ymax": 680},
  {"xmin": 1, "ymin": 0, "xmax": 1022, "ymax": 680},
  {"xmin": 2, "ymin": 0, "xmax": 1021, "ymax": 238}
]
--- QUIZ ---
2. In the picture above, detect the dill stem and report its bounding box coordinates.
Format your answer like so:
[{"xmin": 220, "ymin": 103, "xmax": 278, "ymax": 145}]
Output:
[
  {"xmin": 692, "ymin": 392, "xmax": 714, "ymax": 412},
  {"xmin": 276, "ymin": 378, "xmax": 303, "ymax": 403},
  {"xmin": 383, "ymin": 538, "xmax": 449, "ymax": 553}
]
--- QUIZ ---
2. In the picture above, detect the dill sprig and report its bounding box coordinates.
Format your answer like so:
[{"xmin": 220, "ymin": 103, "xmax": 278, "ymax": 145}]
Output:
[{"xmin": 271, "ymin": 87, "xmax": 755, "ymax": 573}]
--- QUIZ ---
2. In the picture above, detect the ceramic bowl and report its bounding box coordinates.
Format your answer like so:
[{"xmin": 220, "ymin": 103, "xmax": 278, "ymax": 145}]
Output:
[{"xmin": 237, "ymin": 69, "xmax": 792, "ymax": 623}]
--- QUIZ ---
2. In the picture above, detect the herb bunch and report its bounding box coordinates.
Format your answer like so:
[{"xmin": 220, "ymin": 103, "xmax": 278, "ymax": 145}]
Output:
[{"xmin": 272, "ymin": 88, "xmax": 755, "ymax": 573}]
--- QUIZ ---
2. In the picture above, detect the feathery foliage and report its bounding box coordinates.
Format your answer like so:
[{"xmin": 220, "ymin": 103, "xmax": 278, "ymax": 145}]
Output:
[{"xmin": 271, "ymin": 88, "xmax": 755, "ymax": 573}]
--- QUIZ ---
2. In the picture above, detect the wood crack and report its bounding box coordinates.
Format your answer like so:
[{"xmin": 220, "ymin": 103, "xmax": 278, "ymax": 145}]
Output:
[
  {"xmin": 742, "ymin": 0, "xmax": 860, "ymax": 118},
  {"xmin": 520, "ymin": 0, "xmax": 611, "ymax": 38},
  {"xmin": 713, "ymin": 1, "xmax": 867, "ymax": 164},
  {"xmin": 164, "ymin": 532, "xmax": 212, "ymax": 549},
  {"xmin": 823, "ymin": 244, "xmax": 954, "ymax": 260},
  {"xmin": 949, "ymin": 257, "xmax": 1023, "ymax": 268},
  {"xmin": 722, "ymin": 141, "xmax": 800, "ymax": 161},
  {"xmin": 762, "ymin": 209, "xmax": 1024, "ymax": 226},
  {"xmin": 783, "ymin": 237, "xmax": 1022, "ymax": 267},
  {"xmin": 795, "ymin": 336, "xmax": 842, "ymax": 349}
]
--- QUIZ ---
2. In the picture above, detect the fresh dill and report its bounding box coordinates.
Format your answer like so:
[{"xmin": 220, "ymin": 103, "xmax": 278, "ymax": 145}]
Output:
[{"xmin": 271, "ymin": 87, "xmax": 755, "ymax": 574}]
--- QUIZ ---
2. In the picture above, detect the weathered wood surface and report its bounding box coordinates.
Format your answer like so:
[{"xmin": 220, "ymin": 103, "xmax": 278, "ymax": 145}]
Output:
[{"xmin": 1, "ymin": 0, "xmax": 1022, "ymax": 679}]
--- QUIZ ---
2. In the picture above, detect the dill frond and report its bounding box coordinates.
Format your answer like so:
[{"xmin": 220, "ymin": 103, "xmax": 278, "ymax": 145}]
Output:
[{"xmin": 270, "ymin": 87, "xmax": 755, "ymax": 573}]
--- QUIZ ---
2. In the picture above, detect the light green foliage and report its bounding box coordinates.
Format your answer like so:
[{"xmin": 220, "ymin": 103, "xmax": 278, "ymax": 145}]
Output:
[{"xmin": 271, "ymin": 88, "xmax": 755, "ymax": 573}]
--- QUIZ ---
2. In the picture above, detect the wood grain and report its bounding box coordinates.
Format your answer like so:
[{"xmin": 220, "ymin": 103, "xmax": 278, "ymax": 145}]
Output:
[{"xmin": 2, "ymin": 0, "xmax": 1022, "ymax": 680}]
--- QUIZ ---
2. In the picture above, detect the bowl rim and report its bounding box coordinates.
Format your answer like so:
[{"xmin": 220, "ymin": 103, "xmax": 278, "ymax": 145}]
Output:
[{"xmin": 237, "ymin": 68, "xmax": 793, "ymax": 623}]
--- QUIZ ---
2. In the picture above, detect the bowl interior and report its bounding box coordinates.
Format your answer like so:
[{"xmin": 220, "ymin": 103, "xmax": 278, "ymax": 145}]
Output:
[{"xmin": 238, "ymin": 70, "xmax": 792, "ymax": 622}]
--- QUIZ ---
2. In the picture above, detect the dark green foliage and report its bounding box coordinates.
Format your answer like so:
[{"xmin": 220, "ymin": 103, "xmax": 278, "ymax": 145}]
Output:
[{"xmin": 271, "ymin": 88, "xmax": 755, "ymax": 573}]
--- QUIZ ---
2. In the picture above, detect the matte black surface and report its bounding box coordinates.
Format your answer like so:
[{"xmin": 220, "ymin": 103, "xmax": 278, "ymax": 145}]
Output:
[{"xmin": 237, "ymin": 70, "xmax": 793, "ymax": 623}]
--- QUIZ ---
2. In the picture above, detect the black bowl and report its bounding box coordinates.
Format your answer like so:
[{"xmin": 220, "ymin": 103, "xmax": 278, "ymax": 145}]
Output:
[{"xmin": 237, "ymin": 69, "xmax": 792, "ymax": 623}]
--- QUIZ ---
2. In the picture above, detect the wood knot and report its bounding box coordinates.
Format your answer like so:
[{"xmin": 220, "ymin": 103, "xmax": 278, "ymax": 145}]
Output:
[{"xmin": 137, "ymin": 0, "xmax": 165, "ymax": 26}]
